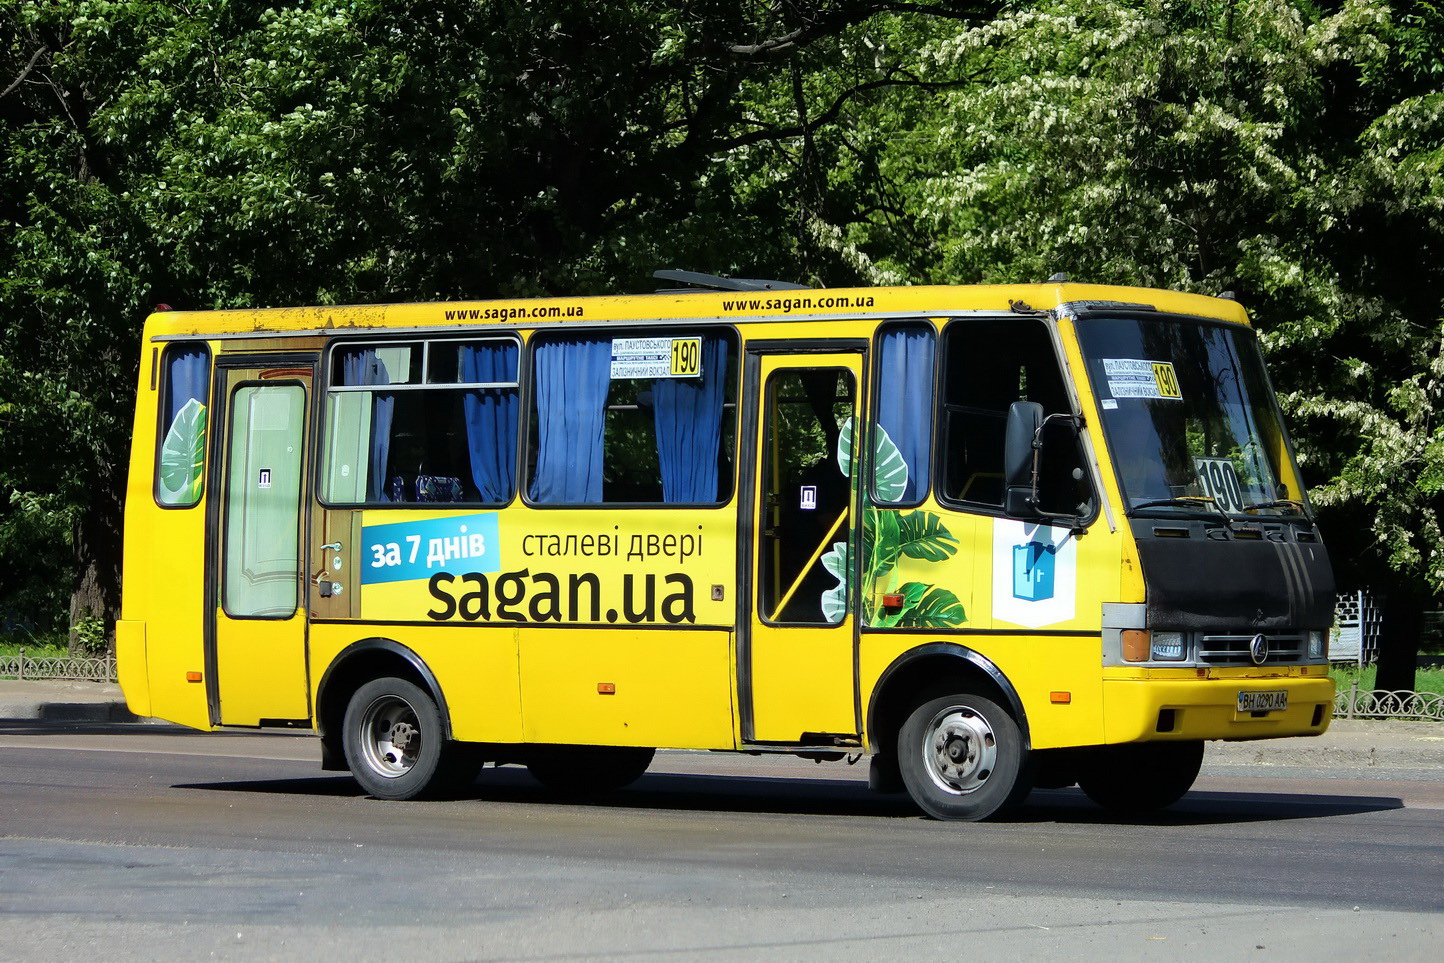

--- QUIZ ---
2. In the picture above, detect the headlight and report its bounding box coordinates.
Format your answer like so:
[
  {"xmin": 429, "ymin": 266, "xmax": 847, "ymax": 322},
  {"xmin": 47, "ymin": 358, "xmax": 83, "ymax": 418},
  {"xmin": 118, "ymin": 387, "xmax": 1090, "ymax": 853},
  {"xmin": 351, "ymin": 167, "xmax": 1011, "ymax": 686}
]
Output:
[
  {"xmin": 1150, "ymin": 631, "xmax": 1187, "ymax": 661},
  {"xmin": 1308, "ymin": 630, "xmax": 1326, "ymax": 660}
]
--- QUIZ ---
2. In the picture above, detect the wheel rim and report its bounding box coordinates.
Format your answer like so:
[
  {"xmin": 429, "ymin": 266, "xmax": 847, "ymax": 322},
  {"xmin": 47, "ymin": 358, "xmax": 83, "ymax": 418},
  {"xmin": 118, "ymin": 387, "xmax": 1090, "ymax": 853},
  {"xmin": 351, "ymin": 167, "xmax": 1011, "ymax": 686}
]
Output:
[
  {"xmin": 358, "ymin": 694, "xmax": 423, "ymax": 779},
  {"xmin": 921, "ymin": 705, "xmax": 998, "ymax": 796}
]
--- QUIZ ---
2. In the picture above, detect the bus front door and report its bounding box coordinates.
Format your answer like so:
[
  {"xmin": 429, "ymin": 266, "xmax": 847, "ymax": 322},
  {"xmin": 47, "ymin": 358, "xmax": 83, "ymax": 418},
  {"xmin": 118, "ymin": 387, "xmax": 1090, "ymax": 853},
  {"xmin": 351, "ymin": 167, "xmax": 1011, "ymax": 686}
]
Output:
[
  {"xmin": 207, "ymin": 360, "xmax": 315, "ymax": 727},
  {"xmin": 743, "ymin": 352, "xmax": 863, "ymax": 744}
]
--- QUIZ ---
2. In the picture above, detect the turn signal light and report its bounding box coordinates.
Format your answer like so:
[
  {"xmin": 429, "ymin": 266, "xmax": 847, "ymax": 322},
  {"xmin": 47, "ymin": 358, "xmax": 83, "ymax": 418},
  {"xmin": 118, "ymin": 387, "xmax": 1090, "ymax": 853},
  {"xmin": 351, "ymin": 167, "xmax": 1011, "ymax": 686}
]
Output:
[
  {"xmin": 1122, "ymin": 629, "xmax": 1150, "ymax": 662},
  {"xmin": 597, "ymin": 682, "xmax": 616, "ymax": 695},
  {"xmin": 185, "ymin": 671, "xmax": 203, "ymax": 683}
]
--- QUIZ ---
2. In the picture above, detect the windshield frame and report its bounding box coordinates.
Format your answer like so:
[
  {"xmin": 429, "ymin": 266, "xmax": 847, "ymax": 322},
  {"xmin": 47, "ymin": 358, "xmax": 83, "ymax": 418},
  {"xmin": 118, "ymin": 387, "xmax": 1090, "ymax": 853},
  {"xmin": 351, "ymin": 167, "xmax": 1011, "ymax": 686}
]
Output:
[{"xmin": 1073, "ymin": 310, "xmax": 1313, "ymax": 522}]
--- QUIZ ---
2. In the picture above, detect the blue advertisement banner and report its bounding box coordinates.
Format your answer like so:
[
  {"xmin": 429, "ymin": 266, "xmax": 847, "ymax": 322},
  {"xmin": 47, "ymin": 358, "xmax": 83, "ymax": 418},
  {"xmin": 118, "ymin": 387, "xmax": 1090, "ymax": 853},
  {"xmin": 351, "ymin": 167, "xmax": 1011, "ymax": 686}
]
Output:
[{"xmin": 361, "ymin": 513, "xmax": 501, "ymax": 584}]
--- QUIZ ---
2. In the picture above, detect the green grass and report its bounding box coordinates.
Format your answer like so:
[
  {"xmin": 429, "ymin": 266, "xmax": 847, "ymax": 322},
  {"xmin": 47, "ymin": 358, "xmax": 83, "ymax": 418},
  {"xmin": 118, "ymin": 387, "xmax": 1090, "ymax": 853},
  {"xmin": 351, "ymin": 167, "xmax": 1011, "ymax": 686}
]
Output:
[
  {"xmin": 0, "ymin": 641, "xmax": 69, "ymax": 659},
  {"xmin": 1329, "ymin": 664, "xmax": 1444, "ymax": 697}
]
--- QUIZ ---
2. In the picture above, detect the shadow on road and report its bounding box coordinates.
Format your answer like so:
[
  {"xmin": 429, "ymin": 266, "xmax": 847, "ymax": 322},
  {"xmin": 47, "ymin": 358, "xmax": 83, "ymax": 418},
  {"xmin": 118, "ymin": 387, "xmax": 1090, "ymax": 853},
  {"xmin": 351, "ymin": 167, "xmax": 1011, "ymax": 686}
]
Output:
[{"xmin": 172, "ymin": 765, "xmax": 1406, "ymax": 825}]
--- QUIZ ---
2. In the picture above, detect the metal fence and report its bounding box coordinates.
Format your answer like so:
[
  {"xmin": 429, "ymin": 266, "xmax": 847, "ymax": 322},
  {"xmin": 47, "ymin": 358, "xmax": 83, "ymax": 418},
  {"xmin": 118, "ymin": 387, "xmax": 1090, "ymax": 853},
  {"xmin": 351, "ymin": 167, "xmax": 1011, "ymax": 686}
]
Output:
[
  {"xmin": 0, "ymin": 651, "xmax": 116, "ymax": 683},
  {"xmin": 1334, "ymin": 680, "xmax": 1444, "ymax": 722}
]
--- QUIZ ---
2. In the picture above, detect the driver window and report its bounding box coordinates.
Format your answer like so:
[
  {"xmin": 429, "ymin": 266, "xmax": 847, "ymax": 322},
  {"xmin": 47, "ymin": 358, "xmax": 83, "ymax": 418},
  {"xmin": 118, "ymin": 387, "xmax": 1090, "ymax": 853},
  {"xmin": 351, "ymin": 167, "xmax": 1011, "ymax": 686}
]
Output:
[{"xmin": 939, "ymin": 319, "xmax": 1090, "ymax": 516}]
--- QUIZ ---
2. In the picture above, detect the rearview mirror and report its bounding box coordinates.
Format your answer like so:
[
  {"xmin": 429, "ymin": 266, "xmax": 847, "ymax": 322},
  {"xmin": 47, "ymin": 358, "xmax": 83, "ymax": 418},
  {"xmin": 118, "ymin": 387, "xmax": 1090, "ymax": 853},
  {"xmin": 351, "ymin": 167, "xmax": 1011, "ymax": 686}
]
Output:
[{"xmin": 1003, "ymin": 401, "xmax": 1044, "ymax": 517}]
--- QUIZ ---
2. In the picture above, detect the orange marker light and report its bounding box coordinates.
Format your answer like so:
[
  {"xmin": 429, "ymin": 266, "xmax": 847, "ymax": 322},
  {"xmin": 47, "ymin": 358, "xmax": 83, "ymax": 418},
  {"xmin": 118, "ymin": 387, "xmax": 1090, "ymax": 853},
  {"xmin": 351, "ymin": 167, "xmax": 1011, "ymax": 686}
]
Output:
[
  {"xmin": 597, "ymin": 682, "xmax": 616, "ymax": 695},
  {"xmin": 1121, "ymin": 629, "xmax": 1150, "ymax": 662},
  {"xmin": 186, "ymin": 671, "xmax": 203, "ymax": 683},
  {"xmin": 1050, "ymin": 691, "xmax": 1072, "ymax": 704}
]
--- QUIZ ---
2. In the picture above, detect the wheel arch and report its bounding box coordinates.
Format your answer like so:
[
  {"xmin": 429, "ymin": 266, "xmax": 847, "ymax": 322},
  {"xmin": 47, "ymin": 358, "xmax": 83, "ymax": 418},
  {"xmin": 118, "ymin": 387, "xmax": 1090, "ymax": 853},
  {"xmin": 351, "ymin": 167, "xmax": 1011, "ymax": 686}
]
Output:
[
  {"xmin": 866, "ymin": 642, "xmax": 1031, "ymax": 757},
  {"xmin": 315, "ymin": 638, "xmax": 453, "ymax": 770}
]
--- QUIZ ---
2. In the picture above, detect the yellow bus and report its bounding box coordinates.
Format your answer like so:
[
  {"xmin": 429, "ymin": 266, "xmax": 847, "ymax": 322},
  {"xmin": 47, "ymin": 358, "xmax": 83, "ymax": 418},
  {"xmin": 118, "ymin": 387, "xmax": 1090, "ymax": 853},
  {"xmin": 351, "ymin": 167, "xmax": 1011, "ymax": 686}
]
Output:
[{"xmin": 116, "ymin": 271, "xmax": 1335, "ymax": 820}]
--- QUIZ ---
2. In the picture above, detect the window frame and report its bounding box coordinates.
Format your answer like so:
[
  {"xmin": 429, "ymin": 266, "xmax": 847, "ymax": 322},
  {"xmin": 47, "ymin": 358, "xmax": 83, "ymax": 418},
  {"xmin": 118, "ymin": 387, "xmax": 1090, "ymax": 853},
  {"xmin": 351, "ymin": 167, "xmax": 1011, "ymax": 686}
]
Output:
[
  {"xmin": 520, "ymin": 326, "xmax": 742, "ymax": 510},
  {"xmin": 933, "ymin": 315, "xmax": 1097, "ymax": 523},
  {"xmin": 315, "ymin": 333, "xmax": 525, "ymax": 509},
  {"xmin": 869, "ymin": 319, "xmax": 938, "ymax": 509},
  {"xmin": 219, "ymin": 378, "xmax": 308, "ymax": 621},
  {"xmin": 152, "ymin": 341, "xmax": 213, "ymax": 510}
]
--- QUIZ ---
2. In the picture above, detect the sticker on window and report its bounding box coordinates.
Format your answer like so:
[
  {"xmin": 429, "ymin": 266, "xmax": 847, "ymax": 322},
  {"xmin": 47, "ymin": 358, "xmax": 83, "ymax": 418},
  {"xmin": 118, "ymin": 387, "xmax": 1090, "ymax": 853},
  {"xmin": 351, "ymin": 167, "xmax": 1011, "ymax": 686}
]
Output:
[
  {"xmin": 1194, "ymin": 457, "xmax": 1246, "ymax": 513},
  {"xmin": 1101, "ymin": 359, "xmax": 1183, "ymax": 401},
  {"xmin": 611, "ymin": 337, "xmax": 702, "ymax": 379}
]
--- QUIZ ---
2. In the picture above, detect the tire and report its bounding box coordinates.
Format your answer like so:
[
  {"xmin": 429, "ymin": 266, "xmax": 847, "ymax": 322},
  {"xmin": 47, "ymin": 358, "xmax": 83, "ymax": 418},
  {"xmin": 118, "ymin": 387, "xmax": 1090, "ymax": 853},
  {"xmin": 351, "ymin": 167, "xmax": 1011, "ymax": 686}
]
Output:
[
  {"xmin": 342, "ymin": 677, "xmax": 481, "ymax": 800},
  {"xmin": 526, "ymin": 746, "xmax": 655, "ymax": 793},
  {"xmin": 897, "ymin": 692, "xmax": 1032, "ymax": 821},
  {"xmin": 1076, "ymin": 740, "xmax": 1204, "ymax": 814}
]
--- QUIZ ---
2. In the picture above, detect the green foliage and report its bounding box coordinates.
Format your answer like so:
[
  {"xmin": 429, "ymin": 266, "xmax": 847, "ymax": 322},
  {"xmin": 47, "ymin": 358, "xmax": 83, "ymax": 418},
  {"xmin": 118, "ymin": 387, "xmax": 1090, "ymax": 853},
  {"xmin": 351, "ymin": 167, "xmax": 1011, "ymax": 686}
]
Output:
[
  {"xmin": 1330, "ymin": 663, "xmax": 1444, "ymax": 697},
  {"xmin": 69, "ymin": 615, "xmax": 108, "ymax": 656},
  {"xmin": 4, "ymin": 0, "xmax": 1444, "ymax": 630},
  {"xmin": 838, "ymin": 0, "xmax": 1444, "ymax": 596},
  {"xmin": 0, "ymin": 0, "xmax": 995, "ymax": 630}
]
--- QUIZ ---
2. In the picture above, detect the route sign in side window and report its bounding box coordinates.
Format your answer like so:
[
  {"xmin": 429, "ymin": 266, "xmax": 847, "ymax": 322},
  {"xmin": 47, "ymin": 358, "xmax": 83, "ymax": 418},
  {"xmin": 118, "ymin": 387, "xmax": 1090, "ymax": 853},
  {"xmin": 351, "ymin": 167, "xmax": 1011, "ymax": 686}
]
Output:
[{"xmin": 526, "ymin": 331, "xmax": 738, "ymax": 505}]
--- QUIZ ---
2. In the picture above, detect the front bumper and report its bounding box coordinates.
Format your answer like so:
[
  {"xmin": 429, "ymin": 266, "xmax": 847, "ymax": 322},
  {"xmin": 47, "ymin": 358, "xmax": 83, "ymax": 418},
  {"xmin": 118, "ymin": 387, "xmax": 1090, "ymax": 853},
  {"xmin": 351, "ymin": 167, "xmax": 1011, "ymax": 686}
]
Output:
[{"xmin": 1102, "ymin": 674, "xmax": 1335, "ymax": 744}]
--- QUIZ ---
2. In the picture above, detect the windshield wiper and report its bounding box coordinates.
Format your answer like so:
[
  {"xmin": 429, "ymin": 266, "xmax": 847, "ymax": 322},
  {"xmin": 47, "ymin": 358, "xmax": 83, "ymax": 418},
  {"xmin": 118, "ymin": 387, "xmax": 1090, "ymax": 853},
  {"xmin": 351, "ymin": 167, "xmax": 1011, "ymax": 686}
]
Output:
[
  {"xmin": 1242, "ymin": 499, "xmax": 1307, "ymax": 515},
  {"xmin": 1130, "ymin": 496, "xmax": 1235, "ymax": 527}
]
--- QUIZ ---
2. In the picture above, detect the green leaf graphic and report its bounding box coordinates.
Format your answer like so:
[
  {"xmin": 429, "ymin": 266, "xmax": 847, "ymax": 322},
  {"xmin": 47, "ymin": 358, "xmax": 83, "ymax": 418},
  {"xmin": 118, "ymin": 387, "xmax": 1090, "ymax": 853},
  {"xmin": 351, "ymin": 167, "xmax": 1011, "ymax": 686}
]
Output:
[
  {"xmin": 865, "ymin": 507, "xmax": 902, "ymax": 582},
  {"xmin": 158, "ymin": 398, "xmax": 207, "ymax": 504},
  {"xmin": 896, "ymin": 585, "xmax": 966, "ymax": 628},
  {"xmin": 837, "ymin": 415, "xmax": 855, "ymax": 477},
  {"xmin": 821, "ymin": 581, "xmax": 848, "ymax": 623},
  {"xmin": 872, "ymin": 425, "xmax": 909, "ymax": 502},
  {"xmin": 821, "ymin": 540, "xmax": 849, "ymax": 582},
  {"xmin": 896, "ymin": 510, "xmax": 959, "ymax": 562}
]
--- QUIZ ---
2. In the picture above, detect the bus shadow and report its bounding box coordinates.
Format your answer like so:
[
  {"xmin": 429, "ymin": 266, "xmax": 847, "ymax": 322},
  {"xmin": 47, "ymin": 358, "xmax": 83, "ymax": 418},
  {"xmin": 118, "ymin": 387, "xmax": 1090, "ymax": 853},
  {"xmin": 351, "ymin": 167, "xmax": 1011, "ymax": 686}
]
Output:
[{"xmin": 173, "ymin": 767, "xmax": 1407, "ymax": 824}]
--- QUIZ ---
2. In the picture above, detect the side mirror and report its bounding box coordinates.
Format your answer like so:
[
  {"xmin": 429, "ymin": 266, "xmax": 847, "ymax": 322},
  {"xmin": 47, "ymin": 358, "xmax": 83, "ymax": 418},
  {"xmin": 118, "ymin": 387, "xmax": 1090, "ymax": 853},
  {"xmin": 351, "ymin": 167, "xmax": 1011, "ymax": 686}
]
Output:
[{"xmin": 1003, "ymin": 401, "xmax": 1044, "ymax": 517}]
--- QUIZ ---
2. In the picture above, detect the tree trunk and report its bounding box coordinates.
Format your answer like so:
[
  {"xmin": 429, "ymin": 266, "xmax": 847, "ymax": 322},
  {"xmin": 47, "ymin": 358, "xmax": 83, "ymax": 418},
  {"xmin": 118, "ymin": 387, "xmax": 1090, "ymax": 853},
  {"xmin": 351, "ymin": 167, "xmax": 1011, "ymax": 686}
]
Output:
[
  {"xmin": 68, "ymin": 483, "xmax": 123, "ymax": 656},
  {"xmin": 1374, "ymin": 589, "xmax": 1424, "ymax": 694}
]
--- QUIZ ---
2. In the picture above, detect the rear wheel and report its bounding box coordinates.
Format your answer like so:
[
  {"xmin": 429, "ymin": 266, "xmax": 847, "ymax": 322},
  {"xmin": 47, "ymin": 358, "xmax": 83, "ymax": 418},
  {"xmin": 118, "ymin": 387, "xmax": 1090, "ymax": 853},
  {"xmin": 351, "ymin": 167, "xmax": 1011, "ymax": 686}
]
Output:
[
  {"xmin": 342, "ymin": 677, "xmax": 482, "ymax": 799},
  {"xmin": 897, "ymin": 692, "xmax": 1031, "ymax": 821},
  {"xmin": 1076, "ymin": 741, "xmax": 1204, "ymax": 814},
  {"xmin": 526, "ymin": 746, "xmax": 655, "ymax": 793}
]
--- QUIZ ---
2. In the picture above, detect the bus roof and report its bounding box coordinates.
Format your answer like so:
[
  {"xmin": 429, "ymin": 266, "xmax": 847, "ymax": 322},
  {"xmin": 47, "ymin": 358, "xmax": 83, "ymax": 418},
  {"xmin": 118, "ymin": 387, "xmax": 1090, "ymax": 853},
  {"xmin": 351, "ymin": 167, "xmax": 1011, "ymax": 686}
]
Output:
[{"xmin": 141, "ymin": 282, "xmax": 1250, "ymax": 340}]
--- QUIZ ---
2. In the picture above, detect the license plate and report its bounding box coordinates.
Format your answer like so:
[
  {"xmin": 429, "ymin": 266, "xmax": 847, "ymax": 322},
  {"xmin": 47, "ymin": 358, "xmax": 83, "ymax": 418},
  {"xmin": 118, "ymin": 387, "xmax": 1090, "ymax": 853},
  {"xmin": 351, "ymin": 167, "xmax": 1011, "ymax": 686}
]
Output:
[{"xmin": 1237, "ymin": 689, "xmax": 1288, "ymax": 712}]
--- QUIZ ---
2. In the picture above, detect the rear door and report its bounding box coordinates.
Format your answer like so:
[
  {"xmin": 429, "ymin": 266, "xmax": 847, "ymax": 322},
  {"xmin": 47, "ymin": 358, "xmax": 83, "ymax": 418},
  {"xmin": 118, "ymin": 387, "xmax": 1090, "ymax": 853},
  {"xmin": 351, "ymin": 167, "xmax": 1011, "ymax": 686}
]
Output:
[{"xmin": 207, "ymin": 358, "xmax": 315, "ymax": 726}]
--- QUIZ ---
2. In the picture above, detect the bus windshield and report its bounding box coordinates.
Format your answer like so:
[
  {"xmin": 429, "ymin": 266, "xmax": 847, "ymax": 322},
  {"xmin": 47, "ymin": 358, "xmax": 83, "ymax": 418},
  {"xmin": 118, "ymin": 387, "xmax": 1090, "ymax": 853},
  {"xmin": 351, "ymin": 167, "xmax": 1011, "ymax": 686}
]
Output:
[{"xmin": 1075, "ymin": 315, "xmax": 1308, "ymax": 518}]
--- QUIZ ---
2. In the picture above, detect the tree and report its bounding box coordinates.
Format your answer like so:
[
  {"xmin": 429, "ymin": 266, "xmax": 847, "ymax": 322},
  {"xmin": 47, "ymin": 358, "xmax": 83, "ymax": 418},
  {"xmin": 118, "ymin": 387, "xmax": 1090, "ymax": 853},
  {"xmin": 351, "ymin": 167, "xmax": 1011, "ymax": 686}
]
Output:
[
  {"xmin": 0, "ymin": 0, "xmax": 995, "ymax": 648},
  {"xmin": 833, "ymin": 0, "xmax": 1444, "ymax": 685}
]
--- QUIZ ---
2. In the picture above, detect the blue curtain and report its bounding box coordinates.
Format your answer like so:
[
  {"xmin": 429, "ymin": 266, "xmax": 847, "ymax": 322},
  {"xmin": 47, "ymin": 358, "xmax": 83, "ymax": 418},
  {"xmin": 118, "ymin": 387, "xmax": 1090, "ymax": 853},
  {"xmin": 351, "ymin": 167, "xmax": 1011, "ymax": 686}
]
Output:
[
  {"xmin": 877, "ymin": 325, "xmax": 935, "ymax": 502},
  {"xmin": 165, "ymin": 347, "xmax": 210, "ymax": 424},
  {"xmin": 653, "ymin": 337, "xmax": 726, "ymax": 503},
  {"xmin": 342, "ymin": 349, "xmax": 394, "ymax": 502},
  {"xmin": 461, "ymin": 342, "xmax": 519, "ymax": 502},
  {"xmin": 529, "ymin": 338, "xmax": 611, "ymax": 503}
]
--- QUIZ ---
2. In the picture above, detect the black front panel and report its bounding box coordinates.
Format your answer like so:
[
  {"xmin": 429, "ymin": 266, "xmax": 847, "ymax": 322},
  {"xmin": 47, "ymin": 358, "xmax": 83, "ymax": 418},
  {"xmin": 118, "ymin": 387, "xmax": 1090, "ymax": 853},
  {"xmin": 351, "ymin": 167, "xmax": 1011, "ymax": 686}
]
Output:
[{"xmin": 1134, "ymin": 526, "xmax": 1335, "ymax": 630}]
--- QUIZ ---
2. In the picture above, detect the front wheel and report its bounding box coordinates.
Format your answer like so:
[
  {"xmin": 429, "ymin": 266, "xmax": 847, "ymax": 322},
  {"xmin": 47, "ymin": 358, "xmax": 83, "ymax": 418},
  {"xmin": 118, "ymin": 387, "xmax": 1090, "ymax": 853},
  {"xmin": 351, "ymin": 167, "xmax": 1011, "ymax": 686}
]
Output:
[
  {"xmin": 342, "ymin": 677, "xmax": 481, "ymax": 800},
  {"xmin": 897, "ymin": 692, "xmax": 1032, "ymax": 821},
  {"xmin": 1076, "ymin": 741, "xmax": 1204, "ymax": 814}
]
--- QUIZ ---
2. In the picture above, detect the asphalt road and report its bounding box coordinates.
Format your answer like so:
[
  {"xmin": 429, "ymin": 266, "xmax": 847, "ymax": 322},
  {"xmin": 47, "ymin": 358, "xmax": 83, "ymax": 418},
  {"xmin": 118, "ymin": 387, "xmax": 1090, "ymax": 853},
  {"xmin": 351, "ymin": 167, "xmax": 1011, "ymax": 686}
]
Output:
[{"xmin": 1, "ymin": 721, "xmax": 1441, "ymax": 961}]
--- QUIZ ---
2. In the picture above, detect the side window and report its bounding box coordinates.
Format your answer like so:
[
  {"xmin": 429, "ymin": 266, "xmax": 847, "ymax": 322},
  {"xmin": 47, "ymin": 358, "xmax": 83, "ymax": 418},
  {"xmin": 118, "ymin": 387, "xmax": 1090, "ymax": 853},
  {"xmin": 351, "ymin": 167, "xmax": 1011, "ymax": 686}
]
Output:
[
  {"xmin": 155, "ymin": 344, "xmax": 211, "ymax": 507},
  {"xmin": 527, "ymin": 331, "xmax": 736, "ymax": 504},
  {"xmin": 939, "ymin": 319, "xmax": 1089, "ymax": 515},
  {"xmin": 320, "ymin": 338, "xmax": 520, "ymax": 505},
  {"xmin": 873, "ymin": 323, "xmax": 935, "ymax": 503},
  {"xmin": 760, "ymin": 368, "xmax": 856, "ymax": 624}
]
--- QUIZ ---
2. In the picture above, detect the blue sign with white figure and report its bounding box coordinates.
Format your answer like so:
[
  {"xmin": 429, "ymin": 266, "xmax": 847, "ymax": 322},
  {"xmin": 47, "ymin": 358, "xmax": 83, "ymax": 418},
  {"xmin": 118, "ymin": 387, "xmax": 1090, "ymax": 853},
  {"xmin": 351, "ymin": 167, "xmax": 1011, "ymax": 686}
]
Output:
[{"xmin": 1012, "ymin": 541, "xmax": 1057, "ymax": 601}]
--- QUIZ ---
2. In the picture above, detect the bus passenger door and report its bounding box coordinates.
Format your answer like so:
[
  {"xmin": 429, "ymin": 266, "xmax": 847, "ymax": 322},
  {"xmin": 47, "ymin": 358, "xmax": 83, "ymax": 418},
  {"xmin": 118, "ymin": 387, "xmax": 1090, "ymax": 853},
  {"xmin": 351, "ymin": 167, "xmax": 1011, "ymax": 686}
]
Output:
[
  {"xmin": 742, "ymin": 352, "xmax": 863, "ymax": 744},
  {"xmin": 207, "ymin": 360, "xmax": 315, "ymax": 727}
]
